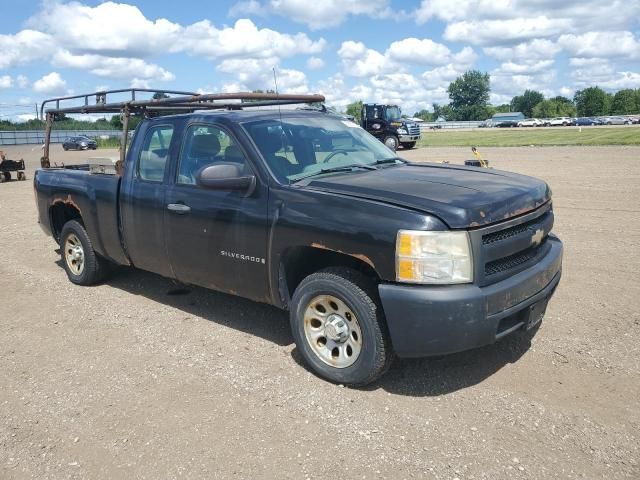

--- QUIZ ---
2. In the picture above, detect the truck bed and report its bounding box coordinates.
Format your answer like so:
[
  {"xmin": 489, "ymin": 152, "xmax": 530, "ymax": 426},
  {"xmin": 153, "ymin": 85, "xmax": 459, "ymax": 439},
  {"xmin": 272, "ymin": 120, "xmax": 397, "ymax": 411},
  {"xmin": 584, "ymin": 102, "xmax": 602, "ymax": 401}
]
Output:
[{"xmin": 34, "ymin": 168, "xmax": 129, "ymax": 265}]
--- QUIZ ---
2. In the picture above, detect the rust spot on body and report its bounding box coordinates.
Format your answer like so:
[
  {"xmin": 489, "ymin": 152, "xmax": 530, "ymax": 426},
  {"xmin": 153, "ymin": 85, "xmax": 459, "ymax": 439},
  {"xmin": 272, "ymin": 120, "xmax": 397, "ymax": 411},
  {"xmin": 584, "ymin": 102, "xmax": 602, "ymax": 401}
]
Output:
[
  {"xmin": 52, "ymin": 194, "xmax": 83, "ymax": 217},
  {"xmin": 310, "ymin": 242, "xmax": 376, "ymax": 269}
]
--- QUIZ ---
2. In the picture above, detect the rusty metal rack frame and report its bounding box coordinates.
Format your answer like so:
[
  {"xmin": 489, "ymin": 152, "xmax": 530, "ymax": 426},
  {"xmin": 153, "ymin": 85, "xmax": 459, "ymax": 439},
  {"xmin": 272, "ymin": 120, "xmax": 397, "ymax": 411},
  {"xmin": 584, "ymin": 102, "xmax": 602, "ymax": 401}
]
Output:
[{"xmin": 39, "ymin": 88, "xmax": 326, "ymax": 172}]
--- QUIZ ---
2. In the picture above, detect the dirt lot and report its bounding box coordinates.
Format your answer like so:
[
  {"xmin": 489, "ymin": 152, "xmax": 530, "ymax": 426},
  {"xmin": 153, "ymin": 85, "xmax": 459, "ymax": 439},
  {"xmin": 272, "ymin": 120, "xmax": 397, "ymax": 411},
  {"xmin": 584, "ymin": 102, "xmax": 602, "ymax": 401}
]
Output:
[{"xmin": 1, "ymin": 144, "xmax": 639, "ymax": 479}]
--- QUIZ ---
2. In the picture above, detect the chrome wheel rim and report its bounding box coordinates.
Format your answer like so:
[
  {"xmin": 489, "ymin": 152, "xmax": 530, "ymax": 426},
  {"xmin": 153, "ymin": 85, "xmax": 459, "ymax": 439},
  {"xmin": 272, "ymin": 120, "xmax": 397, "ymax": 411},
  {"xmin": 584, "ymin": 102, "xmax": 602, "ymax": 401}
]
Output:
[
  {"xmin": 384, "ymin": 137, "xmax": 398, "ymax": 150},
  {"xmin": 303, "ymin": 294, "xmax": 363, "ymax": 369},
  {"xmin": 64, "ymin": 233, "xmax": 85, "ymax": 275}
]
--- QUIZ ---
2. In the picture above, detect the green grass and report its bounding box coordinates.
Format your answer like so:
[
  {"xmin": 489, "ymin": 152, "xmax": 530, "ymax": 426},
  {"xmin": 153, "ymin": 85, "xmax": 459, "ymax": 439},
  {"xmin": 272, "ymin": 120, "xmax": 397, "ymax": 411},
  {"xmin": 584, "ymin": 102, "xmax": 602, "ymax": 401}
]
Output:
[
  {"xmin": 95, "ymin": 137, "xmax": 121, "ymax": 149},
  {"xmin": 417, "ymin": 126, "xmax": 640, "ymax": 147}
]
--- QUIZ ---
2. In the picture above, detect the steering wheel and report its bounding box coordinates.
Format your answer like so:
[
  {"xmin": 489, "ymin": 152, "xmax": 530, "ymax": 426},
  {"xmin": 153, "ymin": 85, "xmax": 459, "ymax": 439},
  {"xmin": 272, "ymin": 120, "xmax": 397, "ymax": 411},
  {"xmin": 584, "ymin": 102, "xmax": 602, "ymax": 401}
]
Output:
[{"xmin": 320, "ymin": 149, "xmax": 350, "ymax": 163}]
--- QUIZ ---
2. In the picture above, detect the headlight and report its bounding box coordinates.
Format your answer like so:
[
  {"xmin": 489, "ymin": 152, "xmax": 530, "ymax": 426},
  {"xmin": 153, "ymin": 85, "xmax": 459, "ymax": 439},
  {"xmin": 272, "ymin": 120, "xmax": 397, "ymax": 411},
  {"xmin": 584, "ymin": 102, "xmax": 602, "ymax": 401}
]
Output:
[
  {"xmin": 397, "ymin": 128, "xmax": 407, "ymax": 134},
  {"xmin": 80, "ymin": 142, "xmax": 87, "ymax": 146},
  {"xmin": 396, "ymin": 230, "xmax": 473, "ymax": 284}
]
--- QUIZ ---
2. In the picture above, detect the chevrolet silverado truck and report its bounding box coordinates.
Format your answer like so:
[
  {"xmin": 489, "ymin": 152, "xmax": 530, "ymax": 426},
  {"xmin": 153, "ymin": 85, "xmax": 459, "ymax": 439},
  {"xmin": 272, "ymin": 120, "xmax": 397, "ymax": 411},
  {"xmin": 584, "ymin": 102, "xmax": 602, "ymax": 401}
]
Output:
[{"xmin": 34, "ymin": 90, "xmax": 563, "ymax": 386}]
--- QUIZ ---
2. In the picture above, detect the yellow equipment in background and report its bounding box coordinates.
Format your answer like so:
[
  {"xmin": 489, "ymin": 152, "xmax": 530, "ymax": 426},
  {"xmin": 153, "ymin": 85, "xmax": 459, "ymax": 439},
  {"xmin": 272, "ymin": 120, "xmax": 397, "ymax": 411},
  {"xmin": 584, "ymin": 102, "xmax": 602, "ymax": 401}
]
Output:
[
  {"xmin": 464, "ymin": 146, "xmax": 490, "ymax": 168},
  {"xmin": 471, "ymin": 146, "xmax": 489, "ymax": 168}
]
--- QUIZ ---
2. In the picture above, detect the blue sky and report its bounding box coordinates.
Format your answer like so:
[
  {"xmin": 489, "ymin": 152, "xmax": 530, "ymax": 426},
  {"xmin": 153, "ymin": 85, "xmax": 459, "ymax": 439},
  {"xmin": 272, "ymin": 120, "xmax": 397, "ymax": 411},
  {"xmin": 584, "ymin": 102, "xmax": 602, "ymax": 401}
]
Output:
[{"xmin": 1, "ymin": 0, "xmax": 639, "ymax": 120}]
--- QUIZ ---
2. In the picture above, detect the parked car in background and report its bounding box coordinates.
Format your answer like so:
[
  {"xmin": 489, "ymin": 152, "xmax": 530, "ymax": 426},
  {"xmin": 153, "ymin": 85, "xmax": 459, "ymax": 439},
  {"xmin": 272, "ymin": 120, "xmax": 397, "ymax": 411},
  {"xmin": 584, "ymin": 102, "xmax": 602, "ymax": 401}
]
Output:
[
  {"xmin": 603, "ymin": 116, "xmax": 633, "ymax": 125},
  {"xmin": 495, "ymin": 120, "xmax": 519, "ymax": 128},
  {"xmin": 62, "ymin": 136, "xmax": 97, "ymax": 151},
  {"xmin": 576, "ymin": 117, "xmax": 600, "ymax": 126},
  {"xmin": 517, "ymin": 118, "xmax": 543, "ymax": 127},
  {"xmin": 549, "ymin": 117, "xmax": 574, "ymax": 126}
]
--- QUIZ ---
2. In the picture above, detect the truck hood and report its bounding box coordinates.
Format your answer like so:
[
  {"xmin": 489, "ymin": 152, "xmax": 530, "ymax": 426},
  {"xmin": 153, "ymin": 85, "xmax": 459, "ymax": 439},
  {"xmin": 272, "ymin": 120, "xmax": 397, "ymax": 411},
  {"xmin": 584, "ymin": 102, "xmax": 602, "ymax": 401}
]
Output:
[{"xmin": 305, "ymin": 163, "xmax": 551, "ymax": 228}]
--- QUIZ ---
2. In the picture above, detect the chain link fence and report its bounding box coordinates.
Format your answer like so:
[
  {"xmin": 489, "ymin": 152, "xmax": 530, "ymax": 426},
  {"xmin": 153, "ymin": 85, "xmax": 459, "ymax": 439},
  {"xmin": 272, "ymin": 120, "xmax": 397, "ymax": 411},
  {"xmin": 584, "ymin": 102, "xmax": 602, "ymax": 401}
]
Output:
[{"xmin": 0, "ymin": 130, "xmax": 121, "ymax": 146}]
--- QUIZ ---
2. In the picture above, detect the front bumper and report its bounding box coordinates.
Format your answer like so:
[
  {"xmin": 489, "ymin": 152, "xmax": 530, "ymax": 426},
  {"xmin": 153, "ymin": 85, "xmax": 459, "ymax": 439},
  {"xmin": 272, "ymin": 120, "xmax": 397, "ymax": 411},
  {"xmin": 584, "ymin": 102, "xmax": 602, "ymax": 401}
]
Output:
[
  {"xmin": 398, "ymin": 134, "xmax": 420, "ymax": 142},
  {"xmin": 378, "ymin": 236, "xmax": 563, "ymax": 357}
]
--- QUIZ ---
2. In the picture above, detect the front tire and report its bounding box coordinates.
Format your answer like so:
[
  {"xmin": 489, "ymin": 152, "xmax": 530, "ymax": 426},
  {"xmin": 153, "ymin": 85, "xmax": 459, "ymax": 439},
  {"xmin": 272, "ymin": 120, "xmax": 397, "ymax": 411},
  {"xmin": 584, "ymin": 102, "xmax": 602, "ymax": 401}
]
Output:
[
  {"xmin": 382, "ymin": 135, "xmax": 399, "ymax": 151},
  {"xmin": 290, "ymin": 268, "xmax": 393, "ymax": 386},
  {"xmin": 402, "ymin": 141, "xmax": 416, "ymax": 149},
  {"xmin": 60, "ymin": 220, "xmax": 108, "ymax": 285}
]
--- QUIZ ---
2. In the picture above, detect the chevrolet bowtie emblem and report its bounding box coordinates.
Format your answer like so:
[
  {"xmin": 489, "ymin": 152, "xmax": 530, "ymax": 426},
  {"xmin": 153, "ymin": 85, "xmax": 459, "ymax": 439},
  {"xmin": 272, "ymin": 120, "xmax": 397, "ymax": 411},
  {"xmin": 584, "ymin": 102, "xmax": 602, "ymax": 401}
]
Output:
[{"xmin": 530, "ymin": 228, "xmax": 544, "ymax": 246}]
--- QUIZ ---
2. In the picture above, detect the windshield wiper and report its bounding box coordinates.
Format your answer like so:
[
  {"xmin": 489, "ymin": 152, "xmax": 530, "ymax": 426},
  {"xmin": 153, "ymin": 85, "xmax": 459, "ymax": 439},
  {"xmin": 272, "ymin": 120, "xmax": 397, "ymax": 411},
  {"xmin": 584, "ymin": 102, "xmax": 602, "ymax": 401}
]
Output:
[
  {"xmin": 373, "ymin": 157, "xmax": 406, "ymax": 166},
  {"xmin": 291, "ymin": 163, "xmax": 377, "ymax": 183}
]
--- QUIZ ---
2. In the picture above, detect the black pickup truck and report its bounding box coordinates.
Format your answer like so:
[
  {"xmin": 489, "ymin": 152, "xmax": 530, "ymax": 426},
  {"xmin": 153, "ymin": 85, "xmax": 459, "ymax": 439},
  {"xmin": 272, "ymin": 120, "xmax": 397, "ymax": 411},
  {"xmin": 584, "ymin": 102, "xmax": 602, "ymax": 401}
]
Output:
[{"xmin": 34, "ymin": 91, "xmax": 562, "ymax": 386}]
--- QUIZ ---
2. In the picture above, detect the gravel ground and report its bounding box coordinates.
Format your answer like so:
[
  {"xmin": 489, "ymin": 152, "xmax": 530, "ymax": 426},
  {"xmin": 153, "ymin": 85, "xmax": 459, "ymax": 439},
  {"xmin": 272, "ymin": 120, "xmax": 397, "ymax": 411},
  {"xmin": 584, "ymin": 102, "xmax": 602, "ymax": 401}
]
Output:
[{"xmin": 1, "ymin": 144, "xmax": 639, "ymax": 479}]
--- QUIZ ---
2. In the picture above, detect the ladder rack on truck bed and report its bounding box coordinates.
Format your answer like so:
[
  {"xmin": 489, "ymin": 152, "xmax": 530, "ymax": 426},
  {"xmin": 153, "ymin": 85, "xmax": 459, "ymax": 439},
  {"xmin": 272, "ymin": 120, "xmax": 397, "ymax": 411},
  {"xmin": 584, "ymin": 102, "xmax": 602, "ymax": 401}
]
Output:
[{"xmin": 39, "ymin": 88, "xmax": 325, "ymax": 172}]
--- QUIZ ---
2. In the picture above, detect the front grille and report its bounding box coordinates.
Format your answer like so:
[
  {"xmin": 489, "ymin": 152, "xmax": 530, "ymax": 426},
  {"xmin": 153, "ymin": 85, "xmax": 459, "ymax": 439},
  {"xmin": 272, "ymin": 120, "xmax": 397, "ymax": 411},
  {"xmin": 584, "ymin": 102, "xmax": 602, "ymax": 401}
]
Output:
[
  {"xmin": 483, "ymin": 211, "xmax": 551, "ymax": 245},
  {"xmin": 407, "ymin": 124, "xmax": 420, "ymax": 135},
  {"xmin": 474, "ymin": 205, "xmax": 553, "ymax": 285},
  {"xmin": 485, "ymin": 244, "xmax": 542, "ymax": 276}
]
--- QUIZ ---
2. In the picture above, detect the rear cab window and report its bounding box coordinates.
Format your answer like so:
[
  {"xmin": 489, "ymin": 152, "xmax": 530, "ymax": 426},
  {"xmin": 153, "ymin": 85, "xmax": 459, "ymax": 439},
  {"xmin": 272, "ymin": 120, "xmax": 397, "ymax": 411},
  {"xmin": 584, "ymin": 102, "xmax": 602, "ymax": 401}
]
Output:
[{"xmin": 138, "ymin": 125, "xmax": 174, "ymax": 182}]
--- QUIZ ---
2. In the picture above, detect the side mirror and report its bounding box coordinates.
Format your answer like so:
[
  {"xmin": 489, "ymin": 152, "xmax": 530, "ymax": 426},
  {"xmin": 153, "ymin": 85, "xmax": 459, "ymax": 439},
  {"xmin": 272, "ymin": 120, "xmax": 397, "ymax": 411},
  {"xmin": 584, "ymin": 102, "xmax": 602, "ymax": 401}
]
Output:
[{"xmin": 197, "ymin": 163, "xmax": 256, "ymax": 196}]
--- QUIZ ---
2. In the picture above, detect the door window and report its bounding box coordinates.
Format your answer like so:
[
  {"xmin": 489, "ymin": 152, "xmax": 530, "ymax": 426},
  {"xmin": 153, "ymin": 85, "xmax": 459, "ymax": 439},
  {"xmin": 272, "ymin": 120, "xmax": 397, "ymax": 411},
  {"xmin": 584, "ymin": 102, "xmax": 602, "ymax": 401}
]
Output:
[
  {"xmin": 138, "ymin": 125, "xmax": 174, "ymax": 182},
  {"xmin": 177, "ymin": 125, "xmax": 247, "ymax": 185}
]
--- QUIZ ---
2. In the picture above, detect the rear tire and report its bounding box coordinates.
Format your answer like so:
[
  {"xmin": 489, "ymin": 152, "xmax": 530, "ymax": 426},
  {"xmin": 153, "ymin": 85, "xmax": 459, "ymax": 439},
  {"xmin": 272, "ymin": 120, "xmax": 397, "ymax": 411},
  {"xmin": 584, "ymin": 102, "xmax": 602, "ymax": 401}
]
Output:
[
  {"xmin": 290, "ymin": 267, "xmax": 393, "ymax": 386},
  {"xmin": 60, "ymin": 220, "xmax": 109, "ymax": 285}
]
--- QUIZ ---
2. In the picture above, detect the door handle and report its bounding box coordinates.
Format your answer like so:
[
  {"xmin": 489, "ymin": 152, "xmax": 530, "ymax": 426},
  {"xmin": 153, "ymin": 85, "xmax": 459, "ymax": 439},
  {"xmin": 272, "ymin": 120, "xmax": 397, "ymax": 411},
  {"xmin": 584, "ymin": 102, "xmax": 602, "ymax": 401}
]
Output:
[{"xmin": 167, "ymin": 203, "xmax": 191, "ymax": 214}]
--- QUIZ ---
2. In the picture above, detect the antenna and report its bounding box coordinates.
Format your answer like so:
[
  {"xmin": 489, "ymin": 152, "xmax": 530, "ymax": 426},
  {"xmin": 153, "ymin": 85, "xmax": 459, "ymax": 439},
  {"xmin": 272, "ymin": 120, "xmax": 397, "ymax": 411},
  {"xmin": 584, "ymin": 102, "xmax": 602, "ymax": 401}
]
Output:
[
  {"xmin": 272, "ymin": 67, "xmax": 279, "ymax": 95},
  {"xmin": 273, "ymin": 67, "xmax": 290, "ymax": 182}
]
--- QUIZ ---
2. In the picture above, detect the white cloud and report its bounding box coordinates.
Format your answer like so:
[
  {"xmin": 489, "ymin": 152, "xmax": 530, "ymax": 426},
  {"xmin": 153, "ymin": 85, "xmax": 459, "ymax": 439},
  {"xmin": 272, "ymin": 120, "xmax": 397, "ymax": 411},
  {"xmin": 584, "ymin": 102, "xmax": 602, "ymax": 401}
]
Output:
[
  {"xmin": 1, "ymin": 2, "xmax": 324, "ymax": 92},
  {"xmin": 33, "ymin": 72, "xmax": 67, "ymax": 95},
  {"xmin": 445, "ymin": 17, "xmax": 572, "ymax": 45},
  {"xmin": 16, "ymin": 75, "xmax": 29, "ymax": 89},
  {"xmin": 484, "ymin": 39, "xmax": 561, "ymax": 62},
  {"xmin": 28, "ymin": 1, "xmax": 180, "ymax": 57},
  {"xmin": 307, "ymin": 57, "xmax": 325, "ymax": 70},
  {"xmin": 490, "ymin": 71, "xmax": 557, "ymax": 100},
  {"xmin": 387, "ymin": 38, "xmax": 474, "ymax": 66},
  {"xmin": 495, "ymin": 60, "xmax": 555, "ymax": 75},
  {"xmin": 231, "ymin": 0, "xmax": 393, "ymax": 29},
  {"xmin": 414, "ymin": 0, "xmax": 640, "ymax": 34},
  {"xmin": 0, "ymin": 29, "xmax": 54, "ymax": 69},
  {"xmin": 338, "ymin": 38, "xmax": 476, "ymax": 78},
  {"xmin": 558, "ymin": 31, "xmax": 640, "ymax": 60},
  {"xmin": 53, "ymin": 50, "xmax": 175, "ymax": 81},
  {"xmin": 130, "ymin": 78, "xmax": 151, "ymax": 89},
  {"xmin": 0, "ymin": 75, "xmax": 13, "ymax": 89},
  {"xmin": 568, "ymin": 59, "xmax": 640, "ymax": 90},
  {"xmin": 338, "ymin": 41, "xmax": 393, "ymax": 77},
  {"xmin": 217, "ymin": 58, "xmax": 308, "ymax": 92},
  {"xmin": 16, "ymin": 114, "xmax": 37, "ymax": 122},
  {"xmin": 181, "ymin": 18, "xmax": 324, "ymax": 59},
  {"xmin": 228, "ymin": 0, "xmax": 268, "ymax": 17},
  {"xmin": 595, "ymin": 72, "xmax": 640, "ymax": 90}
]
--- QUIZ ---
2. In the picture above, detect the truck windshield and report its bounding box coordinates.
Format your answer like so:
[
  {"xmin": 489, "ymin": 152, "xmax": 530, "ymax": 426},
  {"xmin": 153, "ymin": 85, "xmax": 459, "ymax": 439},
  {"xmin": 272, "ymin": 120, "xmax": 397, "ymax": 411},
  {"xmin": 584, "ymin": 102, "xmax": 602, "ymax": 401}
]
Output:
[
  {"xmin": 385, "ymin": 106, "xmax": 402, "ymax": 121},
  {"xmin": 243, "ymin": 115, "xmax": 401, "ymax": 184}
]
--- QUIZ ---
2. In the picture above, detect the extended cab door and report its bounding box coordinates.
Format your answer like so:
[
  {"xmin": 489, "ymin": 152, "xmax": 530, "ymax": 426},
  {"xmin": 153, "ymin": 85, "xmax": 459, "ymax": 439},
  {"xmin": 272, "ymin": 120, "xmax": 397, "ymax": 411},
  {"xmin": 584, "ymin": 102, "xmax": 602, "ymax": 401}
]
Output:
[
  {"xmin": 164, "ymin": 123, "xmax": 270, "ymax": 303},
  {"xmin": 120, "ymin": 122, "xmax": 176, "ymax": 278}
]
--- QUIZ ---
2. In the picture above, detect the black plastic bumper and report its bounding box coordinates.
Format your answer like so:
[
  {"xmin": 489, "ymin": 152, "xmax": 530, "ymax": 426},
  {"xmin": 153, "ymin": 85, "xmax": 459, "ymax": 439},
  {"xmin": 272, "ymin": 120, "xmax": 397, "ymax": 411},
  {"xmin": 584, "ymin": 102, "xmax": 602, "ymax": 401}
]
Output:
[{"xmin": 378, "ymin": 236, "xmax": 563, "ymax": 358}]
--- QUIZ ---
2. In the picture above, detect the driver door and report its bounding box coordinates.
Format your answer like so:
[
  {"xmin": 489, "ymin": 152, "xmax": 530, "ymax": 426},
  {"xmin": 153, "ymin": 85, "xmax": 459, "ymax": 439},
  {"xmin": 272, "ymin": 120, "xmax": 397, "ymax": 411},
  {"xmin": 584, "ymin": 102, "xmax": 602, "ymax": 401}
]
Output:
[{"xmin": 164, "ymin": 123, "xmax": 270, "ymax": 302}]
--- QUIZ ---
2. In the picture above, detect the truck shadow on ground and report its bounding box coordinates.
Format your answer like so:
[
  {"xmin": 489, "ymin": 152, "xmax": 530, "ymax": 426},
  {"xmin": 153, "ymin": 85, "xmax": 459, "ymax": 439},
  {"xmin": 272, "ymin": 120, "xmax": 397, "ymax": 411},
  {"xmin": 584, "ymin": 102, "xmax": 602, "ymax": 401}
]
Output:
[
  {"xmin": 58, "ymin": 262, "xmax": 537, "ymax": 397},
  {"xmin": 291, "ymin": 326, "xmax": 537, "ymax": 397}
]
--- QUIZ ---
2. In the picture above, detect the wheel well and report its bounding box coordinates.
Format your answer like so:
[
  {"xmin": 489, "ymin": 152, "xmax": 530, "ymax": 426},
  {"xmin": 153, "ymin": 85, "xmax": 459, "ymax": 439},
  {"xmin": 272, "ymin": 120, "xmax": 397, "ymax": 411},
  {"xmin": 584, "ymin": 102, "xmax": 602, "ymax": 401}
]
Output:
[
  {"xmin": 50, "ymin": 203, "xmax": 82, "ymax": 241},
  {"xmin": 278, "ymin": 246, "xmax": 380, "ymax": 307}
]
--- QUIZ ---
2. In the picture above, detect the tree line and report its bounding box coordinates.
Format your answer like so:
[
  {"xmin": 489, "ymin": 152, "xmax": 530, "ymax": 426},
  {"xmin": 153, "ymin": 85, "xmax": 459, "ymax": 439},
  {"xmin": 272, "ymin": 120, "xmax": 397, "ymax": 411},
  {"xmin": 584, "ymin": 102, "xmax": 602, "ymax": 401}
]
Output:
[
  {"xmin": 0, "ymin": 114, "xmax": 141, "ymax": 131},
  {"xmin": 346, "ymin": 70, "xmax": 640, "ymax": 123}
]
